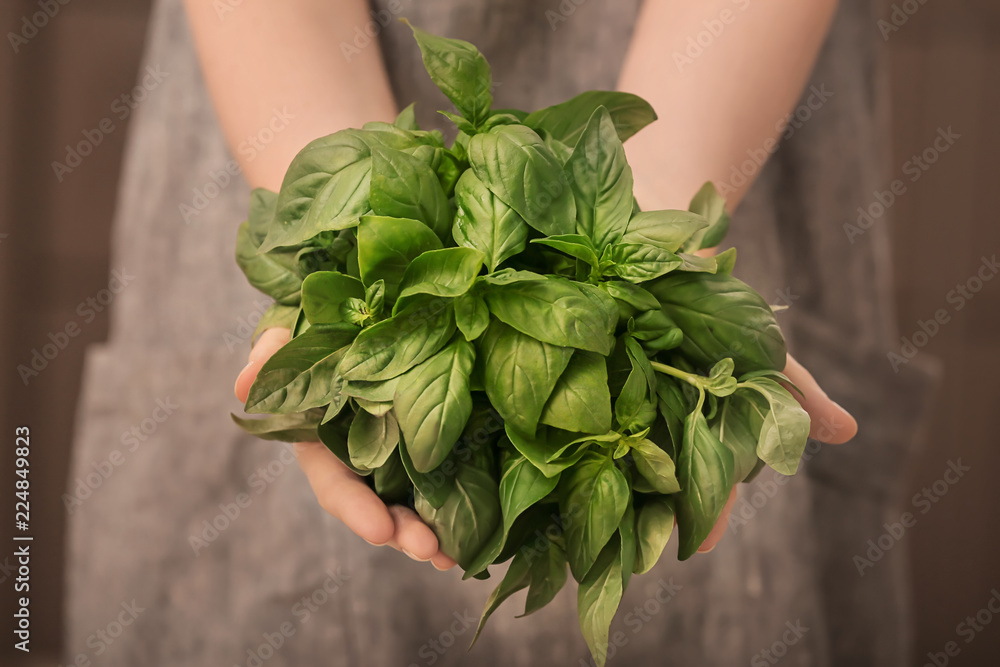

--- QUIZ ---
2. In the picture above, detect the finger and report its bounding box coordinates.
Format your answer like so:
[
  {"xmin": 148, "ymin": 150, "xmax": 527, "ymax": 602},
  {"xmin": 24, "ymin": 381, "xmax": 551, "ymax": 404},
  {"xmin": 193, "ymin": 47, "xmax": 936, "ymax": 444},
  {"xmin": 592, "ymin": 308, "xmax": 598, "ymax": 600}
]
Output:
[
  {"xmin": 782, "ymin": 353, "xmax": 859, "ymax": 444},
  {"xmin": 697, "ymin": 485, "xmax": 738, "ymax": 554},
  {"xmin": 293, "ymin": 440, "xmax": 395, "ymax": 546},
  {"xmin": 429, "ymin": 551, "xmax": 458, "ymax": 572},
  {"xmin": 235, "ymin": 327, "xmax": 291, "ymax": 402},
  {"xmin": 386, "ymin": 505, "xmax": 441, "ymax": 562}
]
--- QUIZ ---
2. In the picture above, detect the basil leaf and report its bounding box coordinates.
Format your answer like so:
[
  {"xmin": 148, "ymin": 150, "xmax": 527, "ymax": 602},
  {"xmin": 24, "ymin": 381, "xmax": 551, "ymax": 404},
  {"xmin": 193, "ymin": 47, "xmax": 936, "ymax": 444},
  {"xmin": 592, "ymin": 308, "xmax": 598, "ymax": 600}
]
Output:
[
  {"xmin": 452, "ymin": 169, "xmax": 530, "ymax": 272},
  {"xmin": 440, "ymin": 110, "xmax": 477, "ymax": 135},
  {"xmin": 397, "ymin": 247, "xmax": 485, "ymax": 302},
  {"xmin": 617, "ymin": 490, "xmax": 637, "ymax": 590},
  {"xmin": 621, "ymin": 210, "xmax": 708, "ymax": 252},
  {"xmin": 676, "ymin": 408, "xmax": 735, "ymax": 560},
  {"xmin": 714, "ymin": 393, "xmax": 766, "ymax": 483},
  {"xmin": 504, "ymin": 426, "xmax": 590, "ymax": 478},
  {"xmin": 539, "ymin": 350, "xmax": 612, "ymax": 434},
  {"xmin": 230, "ymin": 412, "xmax": 320, "ymax": 443},
  {"xmin": 301, "ymin": 271, "xmax": 365, "ymax": 325},
  {"xmin": 405, "ymin": 20, "xmax": 493, "ymax": 128},
  {"xmin": 715, "ymin": 247, "xmax": 737, "ymax": 275},
  {"xmin": 394, "ymin": 340, "xmax": 476, "ymax": 473},
  {"xmin": 468, "ymin": 124, "xmax": 576, "ymax": 237},
  {"xmin": 317, "ymin": 412, "xmax": 361, "ymax": 473},
  {"xmin": 530, "ymin": 234, "xmax": 600, "ymax": 269},
  {"xmin": 633, "ymin": 496, "xmax": 675, "ymax": 575},
  {"xmin": 609, "ymin": 243, "xmax": 682, "ymax": 283},
  {"xmin": 372, "ymin": 447, "xmax": 411, "ymax": 504},
  {"xmin": 520, "ymin": 535, "xmax": 568, "ymax": 617},
  {"xmin": 370, "ymin": 147, "xmax": 452, "ymax": 240},
  {"xmin": 245, "ymin": 326, "xmax": 358, "ymax": 414},
  {"xmin": 415, "ymin": 460, "xmax": 501, "ymax": 569},
  {"xmin": 566, "ymin": 107, "xmax": 633, "ymax": 250},
  {"xmin": 576, "ymin": 534, "xmax": 624, "ymax": 667},
  {"xmin": 347, "ymin": 409, "xmax": 400, "ymax": 471},
  {"xmin": 649, "ymin": 272, "xmax": 787, "ymax": 375},
  {"xmin": 478, "ymin": 321, "xmax": 573, "ymax": 435},
  {"xmin": 235, "ymin": 222, "xmax": 302, "ymax": 305},
  {"xmin": 524, "ymin": 90, "xmax": 657, "ymax": 147},
  {"xmin": 685, "ymin": 182, "xmax": 730, "ymax": 250},
  {"xmin": 615, "ymin": 338, "xmax": 657, "ymax": 434},
  {"xmin": 339, "ymin": 297, "xmax": 455, "ymax": 382},
  {"xmin": 676, "ymin": 252, "xmax": 718, "ymax": 273},
  {"xmin": 483, "ymin": 277, "xmax": 617, "ymax": 355},
  {"xmin": 398, "ymin": 434, "xmax": 454, "ymax": 509},
  {"xmin": 356, "ymin": 215, "xmax": 443, "ymax": 300},
  {"xmin": 559, "ymin": 451, "xmax": 629, "ymax": 581},
  {"xmin": 393, "ymin": 103, "xmax": 418, "ymax": 131},
  {"xmin": 630, "ymin": 438, "xmax": 681, "ymax": 494},
  {"xmin": 740, "ymin": 378, "xmax": 810, "ymax": 475},
  {"xmin": 471, "ymin": 550, "xmax": 532, "ymax": 647},
  {"xmin": 454, "ymin": 292, "xmax": 490, "ymax": 341},
  {"xmin": 246, "ymin": 187, "xmax": 278, "ymax": 244},
  {"xmin": 342, "ymin": 377, "xmax": 399, "ymax": 403},
  {"xmin": 252, "ymin": 303, "xmax": 299, "ymax": 343}
]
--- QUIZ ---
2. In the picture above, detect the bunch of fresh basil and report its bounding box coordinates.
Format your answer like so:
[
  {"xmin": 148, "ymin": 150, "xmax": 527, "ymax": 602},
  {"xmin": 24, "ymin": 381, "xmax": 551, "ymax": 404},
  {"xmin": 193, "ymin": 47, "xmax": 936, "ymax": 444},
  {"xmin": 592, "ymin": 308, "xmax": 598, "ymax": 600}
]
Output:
[{"xmin": 232, "ymin": 22, "xmax": 810, "ymax": 667}]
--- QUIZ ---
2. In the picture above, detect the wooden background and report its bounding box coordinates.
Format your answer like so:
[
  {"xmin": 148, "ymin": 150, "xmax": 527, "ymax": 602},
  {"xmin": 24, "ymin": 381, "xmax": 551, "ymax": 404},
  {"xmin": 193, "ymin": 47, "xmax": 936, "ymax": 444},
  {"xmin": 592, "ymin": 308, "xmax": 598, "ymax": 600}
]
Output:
[{"xmin": 0, "ymin": 0, "xmax": 997, "ymax": 664}]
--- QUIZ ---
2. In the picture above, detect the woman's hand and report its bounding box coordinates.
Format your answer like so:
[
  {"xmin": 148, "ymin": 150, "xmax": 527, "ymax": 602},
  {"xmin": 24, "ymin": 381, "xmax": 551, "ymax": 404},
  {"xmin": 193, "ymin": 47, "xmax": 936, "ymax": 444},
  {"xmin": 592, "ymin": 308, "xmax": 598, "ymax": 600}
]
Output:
[
  {"xmin": 235, "ymin": 327, "xmax": 457, "ymax": 571},
  {"xmin": 695, "ymin": 352, "xmax": 858, "ymax": 553}
]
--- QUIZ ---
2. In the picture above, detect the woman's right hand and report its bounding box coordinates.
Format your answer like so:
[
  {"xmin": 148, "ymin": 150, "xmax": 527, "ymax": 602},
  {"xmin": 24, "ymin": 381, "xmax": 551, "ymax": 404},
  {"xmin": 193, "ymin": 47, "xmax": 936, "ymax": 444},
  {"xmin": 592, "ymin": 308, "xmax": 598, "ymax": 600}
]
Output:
[{"xmin": 234, "ymin": 327, "xmax": 457, "ymax": 571}]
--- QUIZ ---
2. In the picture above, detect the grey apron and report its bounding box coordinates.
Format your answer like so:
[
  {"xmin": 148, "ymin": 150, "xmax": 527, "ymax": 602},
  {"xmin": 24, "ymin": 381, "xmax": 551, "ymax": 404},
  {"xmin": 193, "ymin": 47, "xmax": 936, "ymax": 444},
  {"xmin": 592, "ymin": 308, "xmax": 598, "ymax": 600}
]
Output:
[{"xmin": 65, "ymin": 1, "xmax": 933, "ymax": 665}]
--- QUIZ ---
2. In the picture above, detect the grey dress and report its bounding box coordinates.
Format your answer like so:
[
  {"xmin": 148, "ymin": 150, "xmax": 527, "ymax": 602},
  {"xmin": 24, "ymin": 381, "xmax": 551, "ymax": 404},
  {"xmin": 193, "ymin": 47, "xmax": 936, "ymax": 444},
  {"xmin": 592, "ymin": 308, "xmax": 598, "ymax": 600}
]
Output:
[{"xmin": 65, "ymin": 1, "xmax": 933, "ymax": 665}]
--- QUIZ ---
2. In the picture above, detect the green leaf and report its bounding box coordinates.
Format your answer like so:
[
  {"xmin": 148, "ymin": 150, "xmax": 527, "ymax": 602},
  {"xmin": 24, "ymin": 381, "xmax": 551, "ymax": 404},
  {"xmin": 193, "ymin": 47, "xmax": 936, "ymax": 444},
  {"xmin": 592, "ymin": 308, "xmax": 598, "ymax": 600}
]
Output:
[
  {"xmin": 339, "ymin": 297, "xmax": 455, "ymax": 382},
  {"xmin": 246, "ymin": 187, "xmax": 278, "ymax": 244},
  {"xmin": 231, "ymin": 411, "xmax": 320, "ymax": 443},
  {"xmin": 715, "ymin": 247, "xmax": 737, "ymax": 274},
  {"xmin": 393, "ymin": 103, "xmax": 418, "ymax": 131},
  {"xmin": 524, "ymin": 90, "xmax": 657, "ymax": 147},
  {"xmin": 504, "ymin": 426, "xmax": 593, "ymax": 478},
  {"xmin": 609, "ymin": 243, "xmax": 682, "ymax": 283},
  {"xmin": 630, "ymin": 438, "xmax": 681, "ymax": 493},
  {"xmin": 301, "ymin": 271, "xmax": 365, "ymax": 325},
  {"xmin": 615, "ymin": 338, "xmax": 658, "ymax": 434},
  {"xmin": 397, "ymin": 247, "xmax": 485, "ymax": 302},
  {"xmin": 566, "ymin": 107, "xmax": 633, "ymax": 250},
  {"xmin": 439, "ymin": 110, "xmax": 477, "ymax": 135},
  {"xmin": 398, "ymin": 434, "xmax": 455, "ymax": 509},
  {"xmin": 685, "ymin": 182, "xmax": 730, "ymax": 250},
  {"xmin": 452, "ymin": 168, "xmax": 530, "ymax": 272},
  {"xmin": 539, "ymin": 351, "xmax": 612, "ymax": 434},
  {"xmin": 633, "ymin": 497, "xmax": 675, "ymax": 575},
  {"xmin": 478, "ymin": 321, "xmax": 573, "ymax": 435},
  {"xmin": 739, "ymin": 378, "xmax": 810, "ymax": 475},
  {"xmin": 576, "ymin": 534, "xmax": 624, "ymax": 667},
  {"xmin": 530, "ymin": 234, "xmax": 600, "ymax": 269},
  {"xmin": 468, "ymin": 124, "xmax": 576, "ymax": 237},
  {"xmin": 471, "ymin": 550, "xmax": 532, "ymax": 647},
  {"xmin": 617, "ymin": 490, "xmax": 637, "ymax": 590},
  {"xmin": 620, "ymin": 210, "xmax": 708, "ymax": 252},
  {"xmin": 521, "ymin": 536, "xmax": 568, "ymax": 617},
  {"xmin": 394, "ymin": 340, "xmax": 476, "ymax": 473},
  {"xmin": 483, "ymin": 277, "xmax": 617, "ymax": 355},
  {"xmin": 676, "ymin": 407, "xmax": 735, "ymax": 560},
  {"xmin": 347, "ymin": 409, "xmax": 400, "ymax": 470},
  {"xmin": 245, "ymin": 326, "xmax": 358, "ymax": 414},
  {"xmin": 454, "ymin": 292, "xmax": 490, "ymax": 341},
  {"xmin": 235, "ymin": 222, "xmax": 302, "ymax": 305},
  {"xmin": 676, "ymin": 252, "xmax": 718, "ymax": 273},
  {"xmin": 356, "ymin": 215, "xmax": 443, "ymax": 300},
  {"xmin": 713, "ymin": 392, "xmax": 766, "ymax": 483},
  {"xmin": 415, "ymin": 461, "xmax": 501, "ymax": 569},
  {"xmin": 373, "ymin": 447, "xmax": 411, "ymax": 504},
  {"xmin": 317, "ymin": 412, "xmax": 361, "ymax": 472},
  {"xmin": 559, "ymin": 451, "xmax": 629, "ymax": 581},
  {"xmin": 370, "ymin": 147, "xmax": 452, "ymax": 240},
  {"xmin": 648, "ymin": 272, "xmax": 787, "ymax": 375},
  {"xmin": 405, "ymin": 20, "xmax": 493, "ymax": 128},
  {"xmin": 601, "ymin": 280, "xmax": 660, "ymax": 313},
  {"xmin": 252, "ymin": 303, "xmax": 299, "ymax": 343}
]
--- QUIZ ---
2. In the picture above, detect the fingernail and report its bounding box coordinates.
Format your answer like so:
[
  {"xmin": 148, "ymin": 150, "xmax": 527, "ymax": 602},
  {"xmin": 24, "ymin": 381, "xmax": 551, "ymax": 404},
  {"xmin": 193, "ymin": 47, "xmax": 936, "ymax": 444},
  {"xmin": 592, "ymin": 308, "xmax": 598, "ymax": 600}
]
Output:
[
  {"xmin": 363, "ymin": 538, "xmax": 382, "ymax": 547},
  {"xmin": 402, "ymin": 549, "xmax": 428, "ymax": 562},
  {"xmin": 697, "ymin": 543, "xmax": 717, "ymax": 554},
  {"xmin": 432, "ymin": 561, "xmax": 450, "ymax": 572}
]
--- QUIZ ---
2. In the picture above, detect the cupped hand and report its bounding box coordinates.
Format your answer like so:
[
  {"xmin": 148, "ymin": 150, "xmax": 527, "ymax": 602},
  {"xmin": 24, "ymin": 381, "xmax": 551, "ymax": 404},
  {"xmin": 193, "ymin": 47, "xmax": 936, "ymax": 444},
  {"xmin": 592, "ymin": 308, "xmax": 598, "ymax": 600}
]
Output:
[
  {"xmin": 695, "ymin": 352, "xmax": 858, "ymax": 553},
  {"xmin": 235, "ymin": 327, "xmax": 457, "ymax": 571}
]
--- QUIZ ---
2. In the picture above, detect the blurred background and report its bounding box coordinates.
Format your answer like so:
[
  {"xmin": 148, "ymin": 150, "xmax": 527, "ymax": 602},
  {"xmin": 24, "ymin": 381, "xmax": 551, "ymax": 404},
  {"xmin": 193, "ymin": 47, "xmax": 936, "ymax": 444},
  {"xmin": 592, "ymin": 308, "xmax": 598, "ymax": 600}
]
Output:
[{"xmin": 0, "ymin": 0, "xmax": 997, "ymax": 664}]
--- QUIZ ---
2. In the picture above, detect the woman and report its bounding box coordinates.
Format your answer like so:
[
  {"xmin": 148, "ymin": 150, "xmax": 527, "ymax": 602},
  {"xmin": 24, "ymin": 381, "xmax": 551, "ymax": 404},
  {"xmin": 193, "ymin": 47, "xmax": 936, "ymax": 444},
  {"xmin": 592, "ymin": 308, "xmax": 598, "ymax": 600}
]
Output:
[{"xmin": 67, "ymin": 1, "xmax": 922, "ymax": 665}]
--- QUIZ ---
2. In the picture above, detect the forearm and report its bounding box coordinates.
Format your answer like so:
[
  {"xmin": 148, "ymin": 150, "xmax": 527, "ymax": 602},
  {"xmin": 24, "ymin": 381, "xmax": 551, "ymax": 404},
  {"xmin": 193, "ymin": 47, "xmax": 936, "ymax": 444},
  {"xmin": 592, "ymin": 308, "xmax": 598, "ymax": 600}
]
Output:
[
  {"xmin": 183, "ymin": 0, "xmax": 398, "ymax": 190},
  {"xmin": 619, "ymin": 0, "xmax": 838, "ymax": 211}
]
